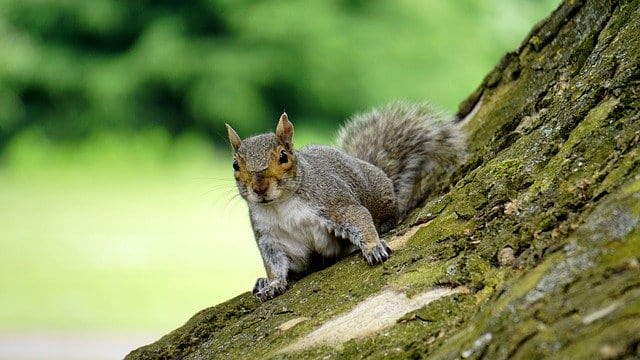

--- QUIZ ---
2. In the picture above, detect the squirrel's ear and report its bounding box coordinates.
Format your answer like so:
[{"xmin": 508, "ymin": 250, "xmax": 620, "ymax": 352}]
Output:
[
  {"xmin": 225, "ymin": 124, "xmax": 241, "ymax": 152},
  {"xmin": 276, "ymin": 112, "xmax": 294, "ymax": 149}
]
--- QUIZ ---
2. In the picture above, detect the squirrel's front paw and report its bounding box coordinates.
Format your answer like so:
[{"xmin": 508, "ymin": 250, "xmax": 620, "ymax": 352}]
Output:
[
  {"xmin": 252, "ymin": 278, "xmax": 286, "ymax": 302},
  {"xmin": 362, "ymin": 240, "xmax": 392, "ymax": 266}
]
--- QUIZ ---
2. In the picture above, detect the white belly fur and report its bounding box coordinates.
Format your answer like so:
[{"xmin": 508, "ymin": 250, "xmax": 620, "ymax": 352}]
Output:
[{"xmin": 252, "ymin": 198, "xmax": 351, "ymax": 272}]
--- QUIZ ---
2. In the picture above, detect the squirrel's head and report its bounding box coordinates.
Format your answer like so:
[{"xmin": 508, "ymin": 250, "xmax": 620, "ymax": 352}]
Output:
[{"xmin": 226, "ymin": 113, "xmax": 300, "ymax": 205}]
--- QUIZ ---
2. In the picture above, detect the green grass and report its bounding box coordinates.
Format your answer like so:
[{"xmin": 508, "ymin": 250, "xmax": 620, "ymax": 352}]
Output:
[{"xmin": 0, "ymin": 128, "xmax": 330, "ymax": 333}]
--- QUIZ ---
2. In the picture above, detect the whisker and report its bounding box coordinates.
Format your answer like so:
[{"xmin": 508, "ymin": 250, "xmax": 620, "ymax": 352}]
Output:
[
  {"xmin": 191, "ymin": 177, "xmax": 235, "ymax": 182},
  {"xmin": 204, "ymin": 184, "xmax": 236, "ymax": 191},
  {"xmin": 199, "ymin": 185, "xmax": 237, "ymax": 197},
  {"xmin": 224, "ymin": 193, "xmax": 242, "ymax": 209}
]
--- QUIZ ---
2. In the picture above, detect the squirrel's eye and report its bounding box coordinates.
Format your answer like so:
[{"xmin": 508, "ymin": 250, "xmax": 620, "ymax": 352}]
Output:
[
  {"xmin": 279, "ymin": 150, "xmax": 288, "ymax": 164},
  {"xmin": 232, "ymin": 159, "xmax": 240, "ymax": 171}
]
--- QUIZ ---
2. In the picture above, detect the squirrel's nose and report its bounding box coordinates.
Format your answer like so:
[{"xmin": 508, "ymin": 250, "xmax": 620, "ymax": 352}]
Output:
[{"xmin": 252, "ymin": 183, "xmax": 269, "ymax": 196}]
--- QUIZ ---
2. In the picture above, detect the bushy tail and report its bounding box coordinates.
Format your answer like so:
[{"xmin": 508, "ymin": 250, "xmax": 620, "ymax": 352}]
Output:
[{"xmin": 337, "ymin": 102, "xmax": 466, "ymax": 218}]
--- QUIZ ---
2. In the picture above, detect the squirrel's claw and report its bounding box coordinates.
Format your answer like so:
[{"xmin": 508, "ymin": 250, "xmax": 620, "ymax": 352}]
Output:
[
  {"xmin": 362, "ymin": 240, "xmax": 392, "ymax": 266},
  {"xmin": 252, "ymin": 277, "xmax": 286, "ymax": 302}
]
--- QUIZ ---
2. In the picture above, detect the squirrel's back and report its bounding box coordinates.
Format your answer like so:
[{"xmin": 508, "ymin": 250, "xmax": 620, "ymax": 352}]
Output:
[{"xmin": 337, "ymin": 102, "xmax": 465, "ymax": 217}]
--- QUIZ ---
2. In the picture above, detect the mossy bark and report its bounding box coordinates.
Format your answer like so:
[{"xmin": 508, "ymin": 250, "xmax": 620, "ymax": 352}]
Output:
[{"xmin": 127, "ymin": 0, "xmax": 640, "ymax": 358}]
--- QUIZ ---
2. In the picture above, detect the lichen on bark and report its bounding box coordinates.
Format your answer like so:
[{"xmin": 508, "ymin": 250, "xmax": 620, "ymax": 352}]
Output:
[{"xmin": 127, "ymin": 0, "xmax": 640, "ymax": 358}]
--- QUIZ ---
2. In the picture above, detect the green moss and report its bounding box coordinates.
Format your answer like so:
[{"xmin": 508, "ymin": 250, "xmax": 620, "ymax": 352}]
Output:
[
  {"xmin": 557, "ymin": 318, "xmax": 640, "ymax": 359},
  {"xmin": 595, "ymin": 148, "xmax": 640, "ymax": 197},
  {"xmin": 392, "ymin": 261, "xmax": 448, "ymax": 290},
  {"xmin": 529, "ymin": 35, "xmax": 542, "ymax": 50},
  {"xmin": 410, "ymin": 212, "xmax": 471, "ymax": 246}
]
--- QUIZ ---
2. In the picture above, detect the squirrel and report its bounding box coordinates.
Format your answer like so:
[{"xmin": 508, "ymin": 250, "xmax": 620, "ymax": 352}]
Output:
[{"xmin": 225, "ymin": 102, "xmax": 465, "ymax": 301}]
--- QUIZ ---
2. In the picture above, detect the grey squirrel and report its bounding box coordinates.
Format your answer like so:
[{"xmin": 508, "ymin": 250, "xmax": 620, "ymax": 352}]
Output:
[{"xmin": 225, "ymin": 102, "xmax": 465, "ymax": 301}]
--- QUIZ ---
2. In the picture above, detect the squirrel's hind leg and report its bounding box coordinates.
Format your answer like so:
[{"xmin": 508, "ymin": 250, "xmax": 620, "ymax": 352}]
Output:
[{"xmin": 327, "ymin": 205, "xmax": 392, "ymax": 265}]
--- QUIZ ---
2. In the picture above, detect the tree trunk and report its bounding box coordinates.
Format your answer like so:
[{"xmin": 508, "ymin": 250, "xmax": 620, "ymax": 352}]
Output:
[{"xmin": 127, "ymin": 0, "xmax": 640, "ymax": 358}]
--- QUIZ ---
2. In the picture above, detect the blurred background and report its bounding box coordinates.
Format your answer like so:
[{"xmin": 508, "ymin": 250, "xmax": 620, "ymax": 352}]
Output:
[{"xmin": 0, "ymin": 0, "xmax": 560, "ymax": 358}]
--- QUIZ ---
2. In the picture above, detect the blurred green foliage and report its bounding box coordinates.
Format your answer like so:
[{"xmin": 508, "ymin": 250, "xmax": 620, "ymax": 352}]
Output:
[{"xmin": 0, "ymin": 0, "xmax": 560, "ymax": 149}]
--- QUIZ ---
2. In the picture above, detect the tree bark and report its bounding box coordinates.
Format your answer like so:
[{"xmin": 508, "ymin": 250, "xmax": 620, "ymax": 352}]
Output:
[{"xmin": 127, "ymin": 0, "xmax": 640, "ymax": 358}]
